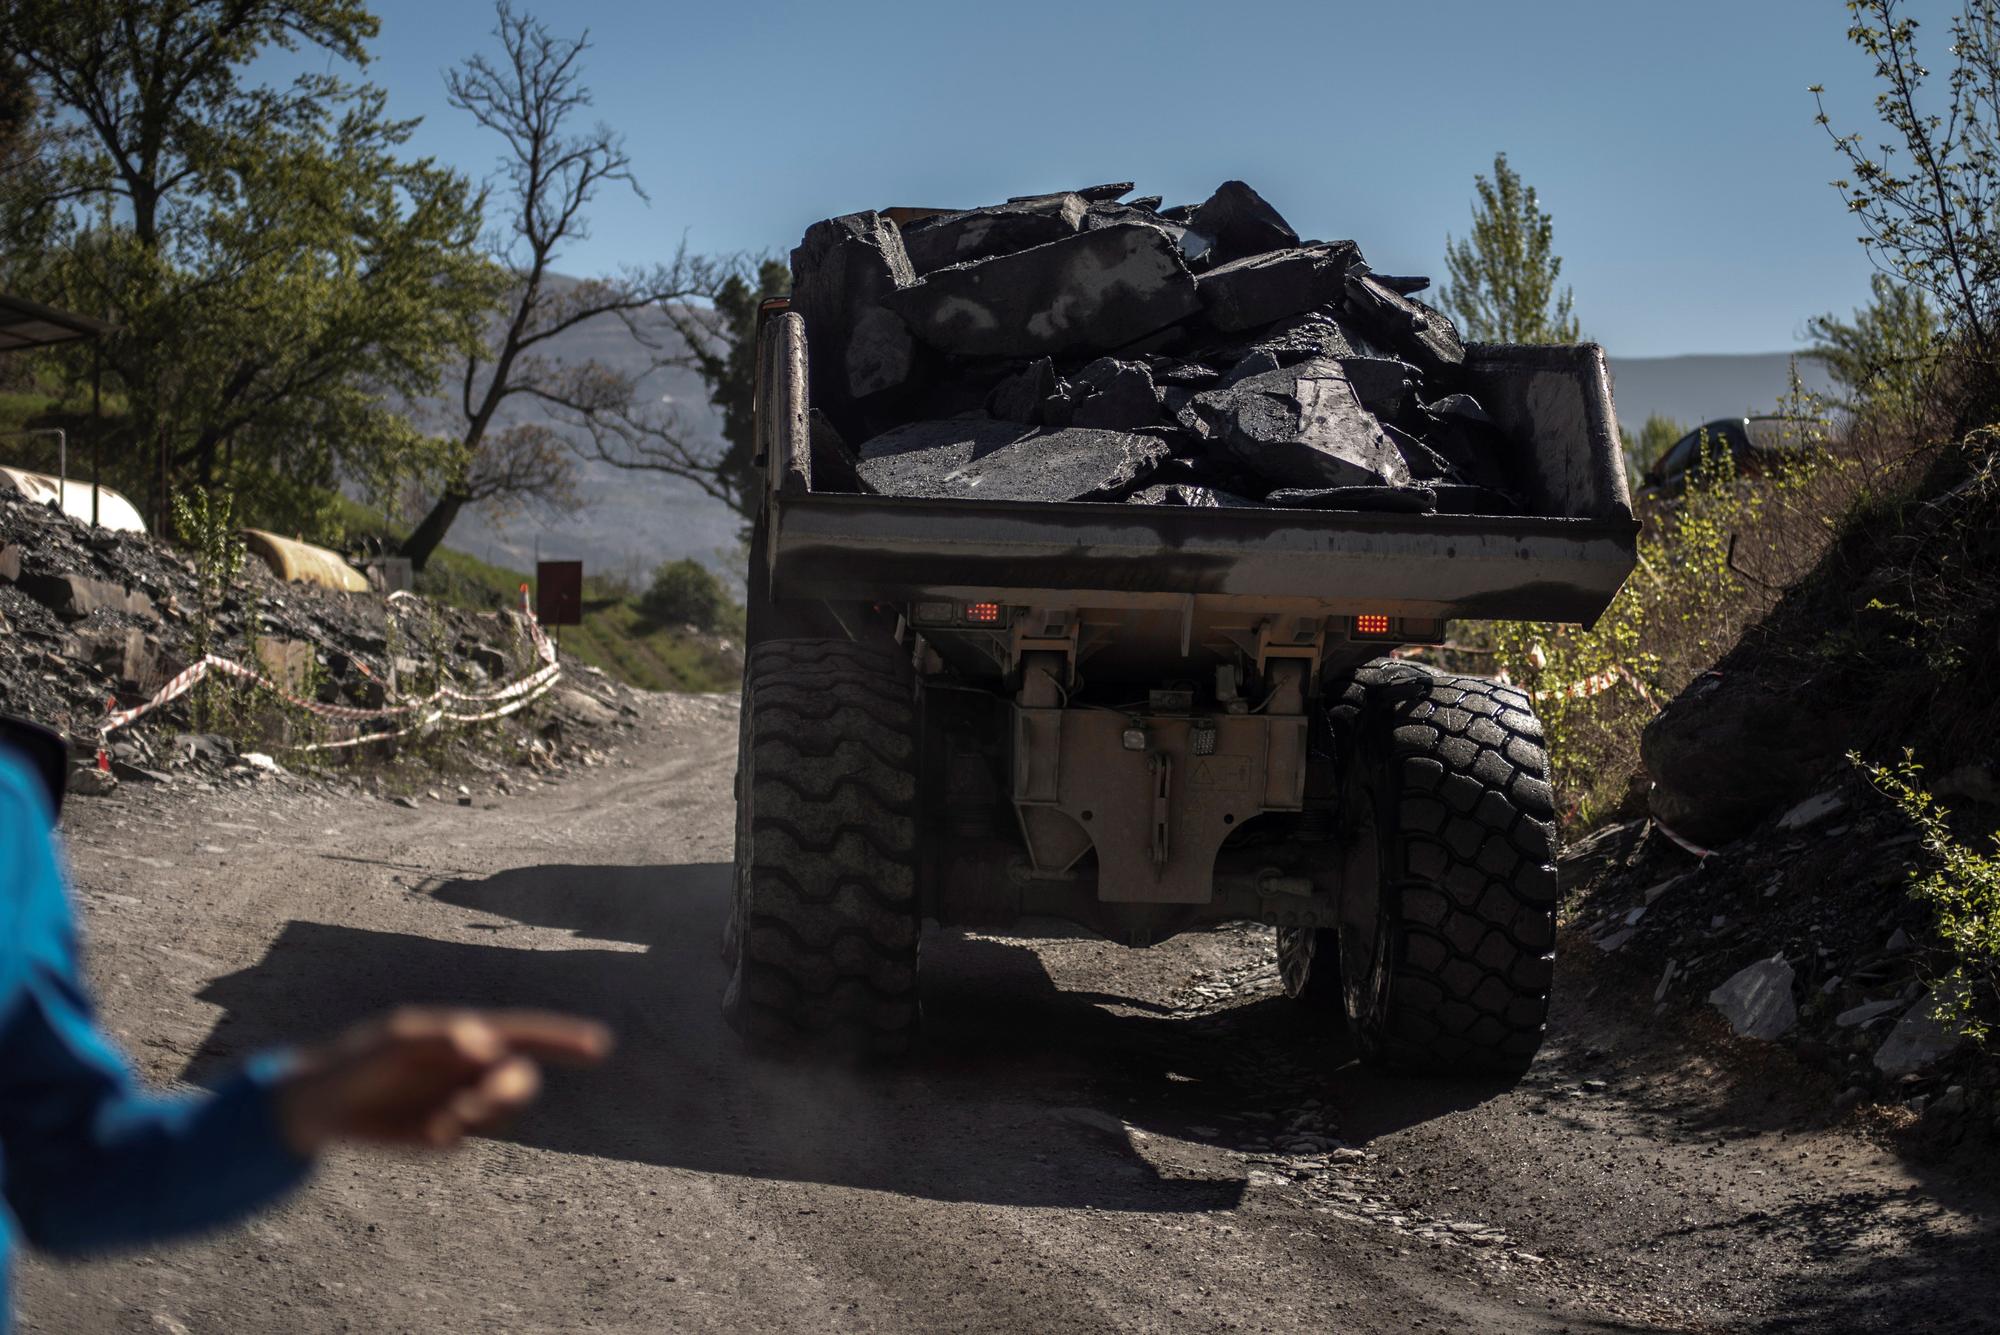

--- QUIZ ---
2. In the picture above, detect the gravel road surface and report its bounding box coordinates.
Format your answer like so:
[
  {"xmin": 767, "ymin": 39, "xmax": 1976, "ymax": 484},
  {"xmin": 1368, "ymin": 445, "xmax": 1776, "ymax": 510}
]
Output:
[{"xmin": 17, "ymin": 693, "xmax": 1999, "ymax": 1333}]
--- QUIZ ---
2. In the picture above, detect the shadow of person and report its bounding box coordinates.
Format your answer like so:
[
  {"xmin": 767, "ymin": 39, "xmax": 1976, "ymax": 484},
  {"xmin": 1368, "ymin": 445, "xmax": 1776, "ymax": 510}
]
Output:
[{"xmin": 186, "ymin": 861, "xmax": 1500, "ymax": 1211}]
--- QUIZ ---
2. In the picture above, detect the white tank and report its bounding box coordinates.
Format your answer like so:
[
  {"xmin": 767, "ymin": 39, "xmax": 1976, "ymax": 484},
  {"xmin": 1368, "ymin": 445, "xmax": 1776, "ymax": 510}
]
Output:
[{"xmin": 0, "ymin": 467, "xmax": 149, "ymax": 534}]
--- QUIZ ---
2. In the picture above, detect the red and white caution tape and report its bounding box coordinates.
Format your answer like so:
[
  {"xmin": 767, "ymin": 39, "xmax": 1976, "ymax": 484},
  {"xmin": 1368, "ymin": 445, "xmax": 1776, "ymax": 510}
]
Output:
[
  {"xmin": 96, "ymin": 586, "xmax": 561, "ymax": 754},
  {"xmin": 1532, "ymin": 667, "xmax": 1622, "ymax": 703},
  {"xmin": 1491, "ymin": 665, "xmax": 1628, "ymax": 704}
]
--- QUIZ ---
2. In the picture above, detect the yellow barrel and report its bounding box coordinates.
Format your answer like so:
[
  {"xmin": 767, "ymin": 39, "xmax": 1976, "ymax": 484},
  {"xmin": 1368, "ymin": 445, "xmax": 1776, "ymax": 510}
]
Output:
[{"xmin": 241, "ymin": 529, "xmax": 371, "ymax": 593}]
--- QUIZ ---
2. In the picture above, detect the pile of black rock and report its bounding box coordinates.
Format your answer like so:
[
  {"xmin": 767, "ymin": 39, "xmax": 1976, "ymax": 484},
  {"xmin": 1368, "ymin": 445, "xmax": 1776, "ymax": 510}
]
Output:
[{"xmin": 790, "ymin": 180, "xmax": 1529, "ymax": 514}]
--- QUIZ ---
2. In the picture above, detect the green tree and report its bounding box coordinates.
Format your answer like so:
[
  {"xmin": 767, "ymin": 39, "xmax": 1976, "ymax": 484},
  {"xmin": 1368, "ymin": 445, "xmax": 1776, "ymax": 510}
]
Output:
[
  {"xmin": 639, "ymin": 557, "xmax": 728, "ymax": 631},
  {"xmin": 1813, "ymin": 1, "xmax": 2000, "ymax": 422},
  {"xmin": 1438, "ymin": 152, "xmax": 1580, "ymax": 344},
  {"xmin": 0, "ymin": 0, "xmax": 497, "ymax": 530},
  {"xmin": 661, "ymin": 257, "xmax": 791, "ymax": 521},
  {"xmin": 1806, "ymin": 274, "xmax": 1941, "ymax": 425}
]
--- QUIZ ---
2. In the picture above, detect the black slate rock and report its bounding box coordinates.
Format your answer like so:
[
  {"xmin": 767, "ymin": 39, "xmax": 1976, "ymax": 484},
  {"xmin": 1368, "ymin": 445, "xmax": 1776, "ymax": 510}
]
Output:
[
  {"xmin": 1342, "ymin": 272, "xmax": 1466, "ymax": 374},
  {"xmin": 884, "ymin": 224, "xmax": 1200, "ymax": 360},
  {"xmin": 1224, "ymin": 309, "xmax": 1381, "ymax": 366},
  {"xmin": 1338, "ymin": 356, "xmax": 1418, "ymax": 414},
  {"xmin": 901, "ymin": 194, "xmax": 1087, "ymax": 276},
  {"xmin": 856, "ymin": 419, "xmax": 1171, "ymax": 503},
  {"xmin": 1192, "ymin": 358, "xmax": 1414, "ymax": 491},
  {"xmin": 986, "ymin": 358, "xmax": 1061, "ymax": 425},
  {"xmin": 1084, "ymin": 200, "xmax": 1189, "ymax": 249},
  {"xmin": 789, "ymin": 211, "xmax": 918, "ymax": 429},
  {"xmin": 1370, "ymin": 273, "xmax": 1432, "ymax": 296},
  {"xmin": 1070, "ymin": 358, "xmax": 1161, "ymax": 431},
  {"xmin": 1195, "ymin": 243, "xmax": 1359, "ymax": 332},
  {"xmin": 1181, "ymin": 180, "xmax": 1299, "ymax": 267}
]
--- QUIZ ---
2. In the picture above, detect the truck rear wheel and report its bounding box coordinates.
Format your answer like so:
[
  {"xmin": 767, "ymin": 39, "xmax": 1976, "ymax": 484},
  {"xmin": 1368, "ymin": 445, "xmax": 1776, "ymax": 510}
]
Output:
[
  {"xmin": 722, "ymin": 638, "xmax": 923, "ymax": 1057},
  {"xmin": 1332, "ymin": 661, "xmax": 1559, "ymax": 1075}
]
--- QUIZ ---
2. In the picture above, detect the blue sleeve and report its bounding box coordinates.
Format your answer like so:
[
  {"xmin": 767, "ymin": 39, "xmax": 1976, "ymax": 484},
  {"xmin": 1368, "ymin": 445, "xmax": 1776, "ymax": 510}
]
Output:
[{"xmin": 0, "ymin": 755, "xmax": 314, "ymax": 1255}]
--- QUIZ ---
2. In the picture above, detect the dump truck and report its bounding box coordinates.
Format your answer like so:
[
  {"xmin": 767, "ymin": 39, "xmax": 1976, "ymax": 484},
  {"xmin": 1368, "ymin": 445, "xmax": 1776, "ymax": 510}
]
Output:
[{"xmin": 722, "ymin": 305, "xmax": 1637, "ymax": 1075}]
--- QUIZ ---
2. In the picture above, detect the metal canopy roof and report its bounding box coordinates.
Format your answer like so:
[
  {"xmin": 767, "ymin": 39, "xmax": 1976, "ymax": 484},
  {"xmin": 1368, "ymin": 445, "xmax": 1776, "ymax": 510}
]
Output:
[{"xmin": 0, "ymin": 292, "xmax": 115, "ymax": 352}]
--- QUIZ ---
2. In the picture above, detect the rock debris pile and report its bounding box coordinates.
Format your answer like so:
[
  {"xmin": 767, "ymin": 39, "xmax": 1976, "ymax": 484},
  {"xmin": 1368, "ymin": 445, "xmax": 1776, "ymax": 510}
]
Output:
[
  {"xmin": 791, "ymin": 180, "xmax": 1528, "ymax": 514},
  {"xmin": 0, "ymin": 490, "xmax": 635, "ymax": 789}
]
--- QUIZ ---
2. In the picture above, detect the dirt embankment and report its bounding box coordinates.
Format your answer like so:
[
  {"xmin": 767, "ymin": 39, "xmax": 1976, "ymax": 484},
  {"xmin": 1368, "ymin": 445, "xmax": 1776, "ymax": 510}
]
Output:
[{"xmin": 1576, "ymin": 448, "xmax": 2000, "ymax": 1148}]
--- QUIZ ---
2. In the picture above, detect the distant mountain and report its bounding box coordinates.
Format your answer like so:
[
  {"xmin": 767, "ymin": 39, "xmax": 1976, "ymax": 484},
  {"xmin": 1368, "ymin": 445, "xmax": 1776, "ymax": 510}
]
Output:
[
  {"xmin": 432, "ymin": 304, "xmax": 1838, "ymax": 584},
  {"xmin": 1604, "ymin": 352, "xmax": 1833, "ymax": 436}
]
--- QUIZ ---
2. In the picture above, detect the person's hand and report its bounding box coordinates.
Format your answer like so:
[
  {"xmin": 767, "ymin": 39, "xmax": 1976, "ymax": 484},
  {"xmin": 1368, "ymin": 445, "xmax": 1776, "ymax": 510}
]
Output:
[{"xmin": 275, "ymin": 1008, "xmax": 612, "ymax": 1155}]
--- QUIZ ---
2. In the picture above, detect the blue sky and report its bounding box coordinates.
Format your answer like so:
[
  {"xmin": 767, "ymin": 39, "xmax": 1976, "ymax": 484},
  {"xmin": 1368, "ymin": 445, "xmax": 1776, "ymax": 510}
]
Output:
[{"xmin": 306, "ymin": 0, "xmax": 1927, "ymax": 357}]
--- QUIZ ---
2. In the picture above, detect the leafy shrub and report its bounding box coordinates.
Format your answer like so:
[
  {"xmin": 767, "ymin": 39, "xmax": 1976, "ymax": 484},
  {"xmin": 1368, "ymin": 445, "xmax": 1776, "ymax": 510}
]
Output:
[
  {"xmin": 1860, "ymin": 751, "xmax": 2000, "ymax": 1040},
  {"xmin": 640, "ymin": 558, "xmax": 729, "ymax": 632},
  {"xmin": 1467, "ymin": 393, "xmax": 1868, "ymax": 825}
]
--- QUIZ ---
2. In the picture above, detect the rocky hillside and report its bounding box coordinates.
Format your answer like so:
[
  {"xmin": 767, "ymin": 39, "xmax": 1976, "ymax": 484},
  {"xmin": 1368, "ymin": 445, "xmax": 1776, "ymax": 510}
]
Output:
[
  {"xmin": 0, "ymin": 489, "xmax": 650, "ymax": 791},
  {"xmin": 1566, "ymin": 442, "xmax": 2000, "ymax": 1144}
]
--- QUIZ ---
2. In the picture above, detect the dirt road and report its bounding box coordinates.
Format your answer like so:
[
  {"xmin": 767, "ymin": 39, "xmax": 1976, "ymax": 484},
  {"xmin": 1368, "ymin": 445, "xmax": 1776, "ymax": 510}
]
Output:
[{"xmin": 18, "ymin": 694, "xmax": 2000, "ymax": 1333}]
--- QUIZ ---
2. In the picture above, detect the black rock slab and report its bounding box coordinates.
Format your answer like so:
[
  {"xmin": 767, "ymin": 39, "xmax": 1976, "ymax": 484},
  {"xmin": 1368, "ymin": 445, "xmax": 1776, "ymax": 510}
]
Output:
[
  {"xmin": 1217, "ymin": 349, "xmax": 1281, "ymax": 387},
  {"xmin": 1181, "ymin": 180, "xmax": 1299, "ymax": 267},
  {"xmin": 1192, "ymin": 358, "xmax": 1414, "ymax": 491},
  {"xmin": 1342, "ymin": 272, "xmax": 1465, "ymax": 374},
  {"xmin": 856, "ymin": 419, "xmax": 1171, "ymax": 502},
  {"xmin": 1386, "ymin": 423, "xmax": 1456, "ymax": 481},
  {"xmin": 1127, "ymin": 195, "xmax": 1164, "ymax": 212},
  {"xmin": 1219, "ymin": 309, "xmax": 1381, "ymax": 367},
  {"xmin": 1420, "ymin": 393, "xmax": 1516, "ymax": 493},
  {"xmin": 1153, "ymin": 360, "xmax": 1221, "ymax": 388},
  {"xmin": 986, "ymin": 357, "xmax": 1060, "ymax": 424},
  {"xmin": 1338, "ymin": 356, "xmax": 1417, "ymax": 414},
  {"xmin": 1263, "ymin": 484, "xmax": 1437, "ymax": 514},
  {"xmin": 883, "ymin": 224, "xmax": 1200, "ymax": 360},
  {"xmin": 1006, "ymin": 183, "xmax": 1133, "ymax": 207},
  {"xmin": 1073, "ymin": 182, "xmax": 1137, "ymax": 202},
  {"xmin": 1070, "ymin": 358, "xmax": 1161, "ymax": 430},
  {"xmin": 901, "ymin": 194, "xmax": 1087, "ymax": 276},
  {"xmin": 1084, "ymin": 200, "xmax": 1189, "ymax": 248},
  {"xmin": 789, "ymin": 211, "xmax": 918, "ymax": 426},
  {"xmin": 1370, "ymin": 273, "xmax": 1432, "ymax": 295},
  {"xmin": 1160, "ymin": 385, "xmax": 1207, "ymax": 437},
  {"xmin": 1195, "ymin": 242, "xmax": 1359, "ymax": 332}
]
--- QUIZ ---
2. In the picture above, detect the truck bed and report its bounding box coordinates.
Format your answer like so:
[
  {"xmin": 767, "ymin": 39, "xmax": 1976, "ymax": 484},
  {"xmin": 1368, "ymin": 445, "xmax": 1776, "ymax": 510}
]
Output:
[{"xmin": 758, "ymin": 313, "xmax": 1639, "ymax": 624}]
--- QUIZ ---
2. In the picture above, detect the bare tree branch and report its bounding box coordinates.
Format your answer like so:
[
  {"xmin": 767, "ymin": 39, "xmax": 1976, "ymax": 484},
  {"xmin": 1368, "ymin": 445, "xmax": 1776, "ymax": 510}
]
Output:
[{"xmin": 403, "ymin": 1, "xmax": 742, "ymax": 568}]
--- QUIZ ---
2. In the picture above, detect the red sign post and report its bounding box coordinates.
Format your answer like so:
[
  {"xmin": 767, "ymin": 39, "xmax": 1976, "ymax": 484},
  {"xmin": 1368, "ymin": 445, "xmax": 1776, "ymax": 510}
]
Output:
[{"xmin": 535, "ymin": 560, "xmax": 584, "ymax": 628}]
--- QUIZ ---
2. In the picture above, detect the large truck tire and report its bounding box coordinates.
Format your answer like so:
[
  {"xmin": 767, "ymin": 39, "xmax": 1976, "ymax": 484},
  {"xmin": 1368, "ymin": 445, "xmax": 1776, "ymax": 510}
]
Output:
[
  {"xmin": 1324, "ymin": 660, "xmax": 1559, "ymax": 1075},
  {"xmin": 722, "ymin": 638, "xmax": 923, "ymax": 1057}
]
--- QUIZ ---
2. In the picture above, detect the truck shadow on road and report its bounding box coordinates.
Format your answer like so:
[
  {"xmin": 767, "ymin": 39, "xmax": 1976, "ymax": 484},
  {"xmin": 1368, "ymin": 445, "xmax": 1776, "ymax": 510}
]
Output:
[{"xmin": 185, "ymin": 860, "xmax": 1503, "ymax": 1212}]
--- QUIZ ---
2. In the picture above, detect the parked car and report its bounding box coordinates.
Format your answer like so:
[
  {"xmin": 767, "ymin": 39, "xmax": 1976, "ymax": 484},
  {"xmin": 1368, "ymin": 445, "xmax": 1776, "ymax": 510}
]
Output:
[{"xmin": 1641, "ymin": 416, "xmax": 1824, "ymax": 496}]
